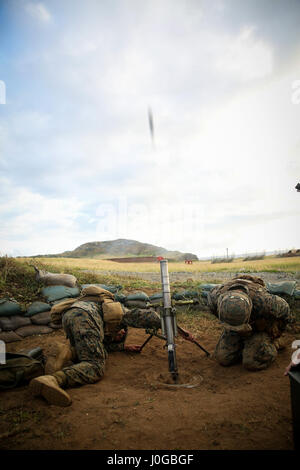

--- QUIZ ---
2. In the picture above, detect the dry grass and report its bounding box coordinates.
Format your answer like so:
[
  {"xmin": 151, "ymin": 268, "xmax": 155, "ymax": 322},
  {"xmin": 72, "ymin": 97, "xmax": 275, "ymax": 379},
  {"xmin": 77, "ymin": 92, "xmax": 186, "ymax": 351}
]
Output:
[{"xmin": 20, "ymin": 255, "xmax": 300, "ymax": 274}]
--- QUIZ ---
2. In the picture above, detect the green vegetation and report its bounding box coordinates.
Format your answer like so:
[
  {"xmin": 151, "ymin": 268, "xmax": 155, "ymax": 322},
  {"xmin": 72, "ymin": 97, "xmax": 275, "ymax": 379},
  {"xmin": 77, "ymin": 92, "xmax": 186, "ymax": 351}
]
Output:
[{"xmin": 0, "ymin": 257, "xmax": 162, "ymax": 307}]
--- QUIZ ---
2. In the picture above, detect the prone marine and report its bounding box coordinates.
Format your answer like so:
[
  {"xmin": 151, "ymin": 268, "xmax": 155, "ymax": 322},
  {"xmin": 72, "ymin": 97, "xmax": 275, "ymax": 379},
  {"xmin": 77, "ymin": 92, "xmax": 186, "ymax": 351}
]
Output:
[{"xmin": 29, "ymin": 286, "xmax": 195, "ymax": 406}]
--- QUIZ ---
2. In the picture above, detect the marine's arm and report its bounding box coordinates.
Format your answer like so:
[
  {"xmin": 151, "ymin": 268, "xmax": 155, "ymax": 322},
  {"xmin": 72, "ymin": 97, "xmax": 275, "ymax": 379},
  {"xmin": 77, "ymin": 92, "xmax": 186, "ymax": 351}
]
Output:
[
  {"xmin": 104, "ymin": 308, "xmax": 161, "ymax": 353},
  {"xmin": 120, "ymin": 307, "xmax": 197, "ymax": 344},
  {"xmin": 253, "ymin": 291, "xmax": 295, "ymax": 338},
  {"xmin": 104, "ymin": 328, "xmax": 128, "ymax": 352},
  {"xmin": 120, "ymin": 307, "xmax": 161, "ymax": 331}
]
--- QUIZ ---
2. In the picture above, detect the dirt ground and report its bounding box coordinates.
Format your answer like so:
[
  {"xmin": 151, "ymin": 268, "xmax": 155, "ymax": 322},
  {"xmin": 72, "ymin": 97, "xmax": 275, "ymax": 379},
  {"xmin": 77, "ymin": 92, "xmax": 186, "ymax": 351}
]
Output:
[{"xmin": 0, "ymin": 314, "xmax": 298, "ymax": 451}]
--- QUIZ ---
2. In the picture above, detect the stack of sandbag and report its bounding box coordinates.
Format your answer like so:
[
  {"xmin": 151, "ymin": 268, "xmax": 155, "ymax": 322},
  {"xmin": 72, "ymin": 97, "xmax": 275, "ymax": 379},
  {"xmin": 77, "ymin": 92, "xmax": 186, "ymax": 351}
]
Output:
[
  {"xmin": 0, "ymin": 286, "xmax": 82, "ymax": 343},
  {"xmin": 0, "ymin": 298, "xmax": 54, "ymax": 343},
  {"xmin": 0, "ymin": 280, "xmax": 126, "ymax": 343},
  {"xmin": 124, "ymin": 292, "xmax": 150, "ymax": 308},
  {"xmin": 0, "ymin": 268, "xmax": 81, "ymax": 343}
]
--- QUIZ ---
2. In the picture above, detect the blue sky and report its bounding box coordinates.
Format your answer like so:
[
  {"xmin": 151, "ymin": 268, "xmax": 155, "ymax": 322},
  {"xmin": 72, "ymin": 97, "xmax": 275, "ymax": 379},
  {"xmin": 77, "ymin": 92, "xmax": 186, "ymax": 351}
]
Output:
[{"xmin": 0, "ymin": 0, "xmax": 300, "ymax": 258}]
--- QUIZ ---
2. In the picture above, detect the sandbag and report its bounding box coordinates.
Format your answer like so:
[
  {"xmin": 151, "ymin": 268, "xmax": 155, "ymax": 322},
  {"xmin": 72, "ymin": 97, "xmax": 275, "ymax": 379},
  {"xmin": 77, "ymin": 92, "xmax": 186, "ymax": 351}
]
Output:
[
  {"xmin": 0, "ymin": 331, "xmax": 22, "ymax": 343},
  {"xmin": 25, "ymin": 301, "xmax": 51, "ymax": 317},
  {"xmin": 266, "ymin": 281, "xmax": 297, "ymax": 296},
  {"xmin": 14, "ymin": 325, "xmax": 53, "ymax": 338},
  {"xmin": 31, "ymin": 311, "xmax": 52, "ymax": 325},
  {"xmin": 41, "ymin": 285, "xmax": 80, "ymax": 303},
  {"xmin": 0, "ymin": 315, "xmax": 31, "ymax": 331},
  {"xmin": 114, "ymin": 293, "xmax": 127, "ymax": 303},
  {"xmin": 149, "ymin": 293, "xmax": 163, "ymax": 301},
  {"xmin": 48, "ymin": 322, "xmax": 62, "ymax": 330},
  {"xmin": 81, "ymin": 284, "xmax": 122, "ymax": 293},
  {"xmin": 172, "ymin": 290, "xmax": 201, "ymax": 300},
  {"xmin": 126, "ymin": 292, "xmax": 149, "ymax": 302},
  {"xmin": 294, "ymin": 290, "xmax": 300, "ymax": 300},
  {"xmin": 200, "ymin": 284, "xmax": 220, "ymax": 291},
  {"xmin": 125, "ymin": 300, "xmax": 148, "ymax": 308},
  {"xmin": 33, "ymin": 266, "xmax": 77, "ymax": 287},
  {"xmin": 0, "ymin": 298, "xmax": 22, "ymax": 317}
]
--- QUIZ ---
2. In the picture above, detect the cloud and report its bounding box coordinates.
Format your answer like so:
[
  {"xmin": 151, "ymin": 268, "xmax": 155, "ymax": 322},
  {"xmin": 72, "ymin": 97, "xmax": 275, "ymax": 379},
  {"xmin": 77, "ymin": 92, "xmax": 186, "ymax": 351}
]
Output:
[
  {"xmin": 1, "ymin": 0, "xmax": 300, "ymax": 256},
  {"xmin": 25, "ymin": 2, "xmax": 52, "ymax": 24},
  {"xmin": 214, "ymin": 26, "xmax": 273, "ymax": 81},
  {"xmin": 0, "ymin": 177, "xmax": 86, "ymax": 255}
]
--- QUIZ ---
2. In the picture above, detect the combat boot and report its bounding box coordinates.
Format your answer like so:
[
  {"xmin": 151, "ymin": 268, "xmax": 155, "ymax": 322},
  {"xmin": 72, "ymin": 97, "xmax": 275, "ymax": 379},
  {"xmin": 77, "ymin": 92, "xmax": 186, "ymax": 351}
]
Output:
[
  {"xmin": 45, "ymin": 342, "xmax": 76, "ymax": 374},
  {"xmin": 29, "ymin": 375, "xmax": 72, "ymax": 407}
]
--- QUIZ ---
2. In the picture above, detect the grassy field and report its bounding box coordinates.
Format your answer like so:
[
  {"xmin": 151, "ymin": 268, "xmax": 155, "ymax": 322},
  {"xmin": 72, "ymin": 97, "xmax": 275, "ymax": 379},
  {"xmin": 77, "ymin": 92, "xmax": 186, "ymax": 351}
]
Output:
[{"xmin": 21, "ymin": 255, "xmax": 300, "ymax": 274}]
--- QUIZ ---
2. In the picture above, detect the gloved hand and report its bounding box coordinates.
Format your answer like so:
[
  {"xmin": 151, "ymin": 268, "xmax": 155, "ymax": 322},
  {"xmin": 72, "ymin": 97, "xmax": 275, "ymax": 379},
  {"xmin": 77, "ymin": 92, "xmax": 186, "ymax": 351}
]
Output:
[
  {"xmin": 113, "ymin": 329, "xmax": 126, "ymax": 342},
  {"xmin": 178, "ymin": 327, "xmax": 196, "ymax": 343},
  {"xmin": 124, "ymin": 344, "xmax": 141, "ymax": 353}
]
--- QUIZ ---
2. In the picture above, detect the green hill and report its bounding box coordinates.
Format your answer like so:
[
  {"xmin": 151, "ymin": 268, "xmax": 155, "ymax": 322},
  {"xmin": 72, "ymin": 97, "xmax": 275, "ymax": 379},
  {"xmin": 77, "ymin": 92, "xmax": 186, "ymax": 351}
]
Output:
[{"xmin": 32, "ymin": 239, "xmax": 198, "ymax": 261}]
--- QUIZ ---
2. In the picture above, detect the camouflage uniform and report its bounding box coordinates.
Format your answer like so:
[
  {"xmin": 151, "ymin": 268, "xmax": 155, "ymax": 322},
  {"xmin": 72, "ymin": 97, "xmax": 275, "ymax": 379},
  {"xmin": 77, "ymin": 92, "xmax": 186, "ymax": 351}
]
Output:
[
  {"xmin": 207, "ymin": 275, "xmax": 293, "ymax": 371},
  {"xmin": 53, "ymin": 301, "xmax": 161, "ymax": 388}
]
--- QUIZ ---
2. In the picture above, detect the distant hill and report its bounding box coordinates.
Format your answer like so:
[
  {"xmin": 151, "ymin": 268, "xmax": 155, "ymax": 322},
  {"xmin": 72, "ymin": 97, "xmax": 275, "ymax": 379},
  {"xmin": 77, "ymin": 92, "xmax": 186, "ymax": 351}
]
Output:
[{"xmin": 31, "ymin": 239, "xmax": 199, "ymax": 261}]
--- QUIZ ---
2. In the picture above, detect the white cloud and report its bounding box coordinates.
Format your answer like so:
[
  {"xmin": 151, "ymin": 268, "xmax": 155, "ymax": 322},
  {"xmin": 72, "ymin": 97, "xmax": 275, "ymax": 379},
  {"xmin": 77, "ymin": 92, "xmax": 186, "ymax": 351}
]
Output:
[
  {"xmin": 0, "ymin": 179, "xmax": 86, "ymax": 255},
  {"xmin": 215, "ymin": 26, "xmax": 273, "ymax": 81},
  {"xmin": 25, "ymin": 2, "xmax": 52, "ymax": 24},
  {"xmin": 2, "ymin": 1, "xmax": 300, "ymax": 257}
]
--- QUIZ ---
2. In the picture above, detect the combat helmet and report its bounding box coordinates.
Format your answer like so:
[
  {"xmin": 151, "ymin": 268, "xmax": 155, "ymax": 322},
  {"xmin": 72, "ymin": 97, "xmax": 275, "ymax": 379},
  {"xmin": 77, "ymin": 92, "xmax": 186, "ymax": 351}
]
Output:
[{"xmin": 217, "ymin": 288, "xmax": 252, "ymax": 329}]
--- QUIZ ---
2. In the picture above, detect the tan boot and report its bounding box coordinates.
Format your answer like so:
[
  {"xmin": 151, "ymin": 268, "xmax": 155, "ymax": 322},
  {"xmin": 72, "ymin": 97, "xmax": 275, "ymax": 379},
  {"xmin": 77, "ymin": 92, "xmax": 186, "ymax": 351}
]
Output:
[
  {"xmin": 45, "ymin": 343, "xmax": 75, "ymax": 374},
  {"xmin": 29, "ymin": 375, "xmax": 72, "ymax": 407}
]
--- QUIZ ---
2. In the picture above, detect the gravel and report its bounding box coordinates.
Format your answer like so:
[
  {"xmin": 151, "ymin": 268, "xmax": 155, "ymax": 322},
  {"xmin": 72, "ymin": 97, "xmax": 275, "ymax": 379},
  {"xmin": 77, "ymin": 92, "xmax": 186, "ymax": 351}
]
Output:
[{"xmin": 83, "ymin": 270, "xmax": 300, "ymax": 286}]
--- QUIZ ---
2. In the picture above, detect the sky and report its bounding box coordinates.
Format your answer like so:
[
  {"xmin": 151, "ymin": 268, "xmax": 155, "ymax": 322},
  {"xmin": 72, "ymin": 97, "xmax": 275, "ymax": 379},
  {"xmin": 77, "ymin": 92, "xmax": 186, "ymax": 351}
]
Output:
[{"xmin": 0, "ymin": 0, "xmax": 299, "ymax": 259}]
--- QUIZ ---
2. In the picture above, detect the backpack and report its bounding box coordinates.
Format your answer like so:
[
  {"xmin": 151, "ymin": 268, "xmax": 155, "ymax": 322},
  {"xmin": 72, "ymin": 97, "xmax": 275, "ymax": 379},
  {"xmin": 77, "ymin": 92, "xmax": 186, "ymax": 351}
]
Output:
[{"xmin": 0, "ymin": 347, "xmax": 45, "ymax": 389}]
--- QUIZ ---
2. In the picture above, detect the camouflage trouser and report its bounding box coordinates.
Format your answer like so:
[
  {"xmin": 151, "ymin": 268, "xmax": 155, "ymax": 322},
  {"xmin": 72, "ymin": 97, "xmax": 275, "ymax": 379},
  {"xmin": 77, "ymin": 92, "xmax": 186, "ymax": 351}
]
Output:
[
  {"xmin": 54, "ymin": 306, "xmax": 108, "ymax": 388},
  {"xmin": 214, "ymin": 330, "xmax": 278, "ymax": 371}
]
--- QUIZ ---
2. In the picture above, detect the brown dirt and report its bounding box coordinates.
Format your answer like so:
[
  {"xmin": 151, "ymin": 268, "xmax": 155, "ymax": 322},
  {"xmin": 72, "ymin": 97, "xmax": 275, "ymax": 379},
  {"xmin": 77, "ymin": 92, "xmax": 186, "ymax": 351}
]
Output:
[{"xmin": 0, "ymin": 313, "xmax": 298, "ymax": 451}]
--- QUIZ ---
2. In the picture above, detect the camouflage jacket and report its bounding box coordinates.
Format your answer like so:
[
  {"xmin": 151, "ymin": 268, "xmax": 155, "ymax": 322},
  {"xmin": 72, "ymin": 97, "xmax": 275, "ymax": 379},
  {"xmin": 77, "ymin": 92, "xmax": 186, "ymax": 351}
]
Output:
[
  {"xmin": 64, "ymin": 300, "xmax": 161, "ymax": 352},
  {"xmin": 208, "ymin": 275, "xmax": 293, "ymax": 338}
]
